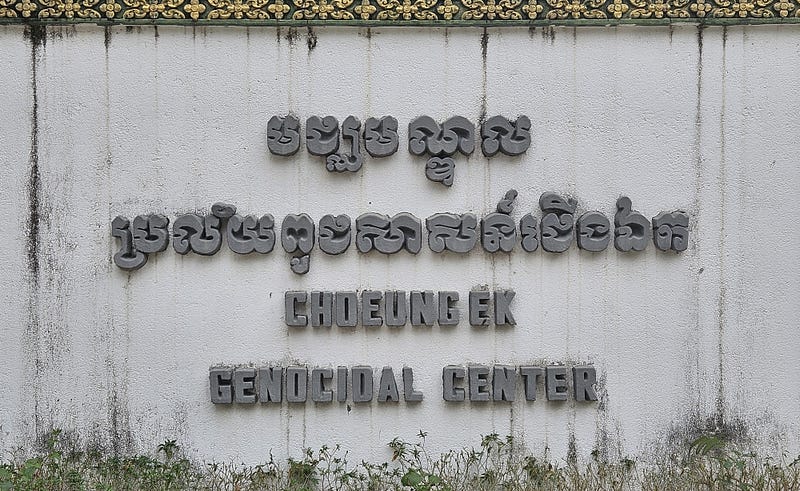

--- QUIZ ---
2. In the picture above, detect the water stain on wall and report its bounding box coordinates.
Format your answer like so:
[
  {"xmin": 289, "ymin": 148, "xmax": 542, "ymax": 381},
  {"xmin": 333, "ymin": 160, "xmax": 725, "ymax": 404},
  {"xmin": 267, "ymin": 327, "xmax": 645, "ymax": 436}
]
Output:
[
  {"xmin": 690, "ymin": 24, "xmax": 704, "ymax": 415},
  {"xmin": 23, "ymin": 24, "xmax": 45, "ymax": 450},
  {"xmin": 307, "ymin": 27, "xmax": 318, "ymax": 52},
  {"xmin": 286, "ymin": 26, "xmax": 298, "ymax": 46},
  {"xmin": 715, "ymin": 25, "xmax": 728, "ymax": 432},
  {"xmin": 479, "ymin": 28, "xmax": 488, "ymax": 124},
  {"xmin": 541, "ymin": 25, "xmax": 556, "ymax": 45}
]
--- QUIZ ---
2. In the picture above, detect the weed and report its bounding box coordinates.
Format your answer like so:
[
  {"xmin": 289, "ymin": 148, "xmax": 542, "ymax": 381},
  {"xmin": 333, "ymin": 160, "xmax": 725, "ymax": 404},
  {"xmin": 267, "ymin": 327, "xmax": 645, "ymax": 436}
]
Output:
[{"xmin": 0, "ymin": 429, "xmax": 797, "ymax": 490}]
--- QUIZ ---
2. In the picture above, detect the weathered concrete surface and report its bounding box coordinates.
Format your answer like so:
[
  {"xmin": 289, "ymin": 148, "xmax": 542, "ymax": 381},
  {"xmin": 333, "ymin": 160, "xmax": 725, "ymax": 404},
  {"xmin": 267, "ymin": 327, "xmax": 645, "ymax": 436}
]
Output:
[{"xmin": 0, "ymin": 24, "xmax": 798, "ymax": 463}]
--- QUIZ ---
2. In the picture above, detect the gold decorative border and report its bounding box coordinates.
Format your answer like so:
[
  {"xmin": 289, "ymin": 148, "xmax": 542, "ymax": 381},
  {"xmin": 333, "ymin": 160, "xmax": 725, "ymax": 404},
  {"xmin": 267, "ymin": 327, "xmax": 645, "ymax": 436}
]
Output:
[{"xmin": 0, "ymin": 0, "xmax": 798, "ymax": 23}]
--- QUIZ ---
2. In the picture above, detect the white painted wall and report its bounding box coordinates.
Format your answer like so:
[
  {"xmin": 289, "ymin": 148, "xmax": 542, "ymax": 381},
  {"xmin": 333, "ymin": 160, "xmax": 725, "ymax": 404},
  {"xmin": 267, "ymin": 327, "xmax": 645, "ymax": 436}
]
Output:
[{"xmin": 0, "ymin": 24, "xmax": 798, "ymax": 464}]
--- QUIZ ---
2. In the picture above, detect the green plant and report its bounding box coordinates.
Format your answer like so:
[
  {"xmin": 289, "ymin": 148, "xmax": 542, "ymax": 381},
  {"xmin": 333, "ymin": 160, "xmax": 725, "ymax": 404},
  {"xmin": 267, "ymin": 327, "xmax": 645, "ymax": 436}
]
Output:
[{"xmin": 0, "ymin": 429, "xmax": 798, "ymax": 490}]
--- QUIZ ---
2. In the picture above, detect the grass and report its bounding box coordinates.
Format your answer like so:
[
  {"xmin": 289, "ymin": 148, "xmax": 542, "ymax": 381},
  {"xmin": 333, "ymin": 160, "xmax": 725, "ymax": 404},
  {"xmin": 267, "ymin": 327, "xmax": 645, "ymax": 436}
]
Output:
[{"xmin": 1, "ymin": 429, "xmax": 798, "ymax": 490}]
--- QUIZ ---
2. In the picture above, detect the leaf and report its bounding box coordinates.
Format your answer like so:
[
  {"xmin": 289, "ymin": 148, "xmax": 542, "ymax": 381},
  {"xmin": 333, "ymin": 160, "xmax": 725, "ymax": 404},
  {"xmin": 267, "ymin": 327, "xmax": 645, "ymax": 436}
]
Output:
[
  {"xmin": 401, "ymin": 469, "xmax": 423, "ymax": 487},
  {"xmin": 690, "ymin": 435, "xmax": 725, "ymax": 456}
]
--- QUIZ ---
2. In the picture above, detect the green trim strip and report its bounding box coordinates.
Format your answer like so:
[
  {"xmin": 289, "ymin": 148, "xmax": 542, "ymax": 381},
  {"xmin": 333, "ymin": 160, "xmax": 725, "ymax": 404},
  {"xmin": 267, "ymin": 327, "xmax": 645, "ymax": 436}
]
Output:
[{"xmin": 1, "ymin": 0, "xmax": 798, "ymax": 25}]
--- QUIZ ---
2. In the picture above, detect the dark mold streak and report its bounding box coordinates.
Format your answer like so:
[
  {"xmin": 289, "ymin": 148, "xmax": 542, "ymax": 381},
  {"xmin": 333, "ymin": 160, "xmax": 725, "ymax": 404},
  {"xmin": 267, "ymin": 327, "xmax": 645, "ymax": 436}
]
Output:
[
  {"xmin": 108, "ymin": 365, "xmax": 133, "ymax": 456},
  {"xmin": 593, "ymin": 370, "xmax": 613, "ymax": 462},
  {"xmin": 691, "ymin": 25, "xmax": 704, "ymax": 407},
  {"xmin": 25, "ymin": 27, "xmax": 44, "ymax": 283},
  {"xmin": 24, "ymin": 23, "xmax": 45, "ymax": 445},
  {"xmin": 665, "ymin": 412, "xmax": 749, "ymax": 454},
  {"xmin": 286, "ymin": 26, "xmax": 297, "ymax": 46},
  {"xmin": 542, "ymin": 25, "xmax": 555, "ymax": 44},
  {"xmin": 479, "ymin": 28, "xmax": 488, "ymax": 124},
  {"xmin": 104, "ymin": 25, "xmax": 111, "ymax": 50},
  {"xmin": 306, "ymin": 27, "xmax": 317, "ymax": 51},
  {"xmin": 566, "ymin": 430, "xmax": 577, "ymax": 465},
  {"xmin": 715, "ymin": 25, "xmax": 728, "ymax": 429}
]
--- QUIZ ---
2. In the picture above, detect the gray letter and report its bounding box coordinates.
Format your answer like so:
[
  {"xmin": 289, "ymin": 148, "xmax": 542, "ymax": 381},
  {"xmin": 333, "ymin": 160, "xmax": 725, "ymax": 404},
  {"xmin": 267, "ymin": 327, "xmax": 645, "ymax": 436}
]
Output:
[
  {"xmin": 172, "ymin": 214, "xmax": 203, "ymax": 256},
  {"xmin": 282, "ymin": 214, "xmax": 315, "ymax": 254},
  {"xmin": 377, "ymin": 367, "xmax": 400, "ymax": 402},
  {"xmin": 541, "ymin": 213, "xmax": 574, "ymax": 253},
  {"xmin": 408, "ymin": 116, "xmax": 439, "ymax": 156},
  {"xmin": 233, "ymin": 367, "xmax": 257, "ymax": 404},
  {"xmin": 336, "ymin": 366, "xmax": 348, "ymax": 402},
  {"xmin": 364, "ymin": 116, "xmax": 399, "ymax": 158},
  {"xmin": 540, "ymin": 193, "xmax": 576, "ymax": 254},
  {"xmin": 440, "ymin": 116, "xmax": 475, "ymax": 156},
  {"xmin": 652, "ymin": 211, "xmax": 690, "ymax": 252},
  {"xmin": 282, "ymin": 214, "xmax": 315, "ymax": 274},
  {"xmin": 336, "ymin": 291, "xmax": 358, "ymax": 327},
  {"xmin": 258, "ymin": 367, "xmax": 282, "ymax": 403},
  {"xmin": 481, "ymin": 115, "xmax": 531, "ymax": 157},
  {"xmin": 482, "ymin": 191, "xmax": 518, "ymax": 253},
  {"xmin": 520, "ymin": 366, "xmax": 544, "ymax": 401},
  {"xmin": 362, "ymin": 291, "xmax": 383, "ymax": 327},
  {"xmin": 493, "ymin": 365, "xmax": 516, "ymax": 401},
  {"xmin": 132, "ymin": 214, "xmax": 170, "ymax": 254},
  {"xmin": 425, "ymin": 157, "xmax": 455, "ymax": 187},
  {"xmin": 403, "ymin": 367, "xmax": 424, "ymax": 402},
  {"xmin": 352, "ymin": 366, "xmax": 373, "ymax": 403},
  {"xmin": 227, "ymin": 214, "xmax": 275, "ymax": 254},
  {"xmin": 468, "ymin": 365, "xmax": 491, "ymax": 401},
  {"xmin": 496, "ymin": 189, "xmax": 518, "ymax": 214},
  {"xmin": 310, "ymin": 291, "xmax": 332, "ymax": 327},
  {"xmin": 267, "ymin": 115, "xmax": 301, "ymax": 156},
  {"xmin": 356, "ymin": 213, "xmax": 422, "ymax": 255},
  {"xmin": 494, "ymin": 290, "xmax": 516, "ymax": 326},
  {"xmin": 577, "ymin": 211, "xmax": 611, "ymax": 252},
  {"xmin": 172, "ymin": 203, "xmax": 233, "ymax": 256},
  {"xmin": 469, "ymin": 291, "xmax": 490, "ymax": 326},
  {"xmin": 384, "ymin": 291, "xmax": 407, "ymax": 327},
  {"xmin": 482, "ymin": 215, "xmax": 517, "ymax": 253},
  {"xmin": 286, "ymin": 367, "xmax": 308, "ymax": 403},
  {"xmin": 438, "ymin": 291, "xmax": 460, "ymax": 326},
  {"xmin": 442, "ymin": 366, "xmax": 465, "ymax": 401},
  {"xmin": 614, "ymin": 197, "xmax": 649, "ymax": 252},
  {"xmin": 209, "ymin": 367, "xmax": 232, "ymax": 404},
  {"xmin": 306, "ymin": 115, "xmax": 339, "ymax": 156},
  {"xmin": 311, "ymin": 368, "xmax": 334, "ymax": 402},
  {"xmin": 318, "ymin": 214, "xmax": 351, "ymax": 255},
  {"xmin": 427, "ymin": 213, "xmax": 478, "ymax": 253},
  {"xmin": 520, "ymin": 214, "xmax": 539, "ymax": 252},
  {"xmin": 326, "ymin": 116, "xmax": 362, "ymax": 173},
  {"xmin": 409, "ymin": 116, "xmax": 475, "ymax": 186},
  {"xmin": 410, "ymin": 291, "xmax": 436, "ymax": 326},
  {"xmin": 112, "ymin": 217, "xmax": 147, "ymax": 270},
  {"xmin": 573, "ymin": 366, "xmax": 598, "ymax": 402},
  {"xmin": 285, "ymin": 291, "xmax": 308, "ymax": 327},
  {"xmin": 546, "ymin": 366, "xmax": 568, "ymax": 401}
]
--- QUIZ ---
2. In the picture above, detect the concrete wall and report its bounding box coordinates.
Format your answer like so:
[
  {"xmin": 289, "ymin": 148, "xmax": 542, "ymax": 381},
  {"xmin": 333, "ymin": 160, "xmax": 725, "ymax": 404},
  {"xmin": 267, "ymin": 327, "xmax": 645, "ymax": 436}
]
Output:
[{"xmin": 0, "ymin": 24, "xmax": 798, "ymax": 464}]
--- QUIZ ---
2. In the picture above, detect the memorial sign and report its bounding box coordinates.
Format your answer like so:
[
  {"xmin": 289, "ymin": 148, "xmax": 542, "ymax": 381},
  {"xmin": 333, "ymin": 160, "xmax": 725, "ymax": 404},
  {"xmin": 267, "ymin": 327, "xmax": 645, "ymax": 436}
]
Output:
[
  {"xmin": 2, "ymin": 23, "xmax": 798, "ymax": 468},
  {"xmin": 109, "ymin": 114, "xmax": 689, "ymax": 408}
]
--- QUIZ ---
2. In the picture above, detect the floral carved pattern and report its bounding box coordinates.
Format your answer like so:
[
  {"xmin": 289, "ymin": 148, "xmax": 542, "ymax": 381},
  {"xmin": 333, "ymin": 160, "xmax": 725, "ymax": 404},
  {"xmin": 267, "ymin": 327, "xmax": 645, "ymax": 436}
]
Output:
[
  {"xmin": 122, "ymin": 0, "xmax": 185, "ymax": 18},
  {"xmin": 0, "ymin": 0, "xmax": 798, "ymax": 21}
]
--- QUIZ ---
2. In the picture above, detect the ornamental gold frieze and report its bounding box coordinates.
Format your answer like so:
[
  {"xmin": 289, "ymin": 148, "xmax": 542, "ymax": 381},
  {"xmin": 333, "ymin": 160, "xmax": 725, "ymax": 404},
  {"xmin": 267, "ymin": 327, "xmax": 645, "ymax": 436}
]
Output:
[{"xmin": 0, "ymin": 0, "xmax": 798, "ymax": 22}]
